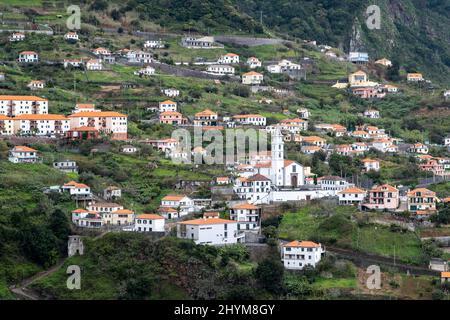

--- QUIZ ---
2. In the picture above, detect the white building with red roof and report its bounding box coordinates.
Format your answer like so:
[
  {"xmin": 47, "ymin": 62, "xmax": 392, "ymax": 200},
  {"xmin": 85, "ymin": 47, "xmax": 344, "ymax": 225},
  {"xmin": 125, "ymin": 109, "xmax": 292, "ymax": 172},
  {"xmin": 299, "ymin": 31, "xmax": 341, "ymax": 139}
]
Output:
[
  {"xmin": 68, "ymin": 111, "xmax": 128, "ymax": 140},
  {"xmin": 338, "ymin": 187, "xmax": 366, "ymax": 205},
  {"xmin": 281, "ymin": 240, "xmax": 325, "ymax": 270},
  {"xmin": 8, "ymin": 145, "xmax": 40, "ymax": 163},
  {"xmin": 246, "ymin": 56, "xmax": 262, "ymax": 69},
  {"xmin": 177, "ymin": 218, "xmax": 243, "ymax": 245},
  {"xmin": 62, "ymin": 181, "xmax": 92, "ymax": 197},
  {"xmin": 0, "ymin": 95, "xmax": 48, "ymax": 117},
  {"xmin": 160, "ymin": 195, "xmax": 194, "ymax": 216},
  {"xmin": 218, "ymin": 53, "xmax": 239, "ymax": 64},
  {"xmin": 9, "ymin": 32, "xmax": 25, "ymax": 42},
  {"xmin": 134, "ymin": 214, "xmax": 165, "ymax": 232},
  {"xmin": 159, "ymin": 100, "xmax": 177, "ymax": 112},
  {"xmin": 362, "ymin": 158, "xmax": 380, "ymax": 172},
  {"xmin": 12, "ymin": 114, "xmax": 70, "ymax": 136},
  {"xmin": 18, "ymin": 51, "xmax": 38, "ymax": 63}
]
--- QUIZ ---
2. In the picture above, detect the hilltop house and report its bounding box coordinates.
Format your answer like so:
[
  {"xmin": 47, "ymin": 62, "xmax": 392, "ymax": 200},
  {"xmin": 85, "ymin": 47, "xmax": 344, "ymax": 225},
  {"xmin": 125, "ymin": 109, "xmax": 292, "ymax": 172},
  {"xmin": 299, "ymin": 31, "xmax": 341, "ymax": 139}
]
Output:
[
  {"xmin": 144, "ymin": 39, "xmax": 165, "ymax": 49},
  {"xmin": 18, "ymin": 51, "xmax": 39, "ymax": 63},
  {"xmin": 127, "ymin": 50, "xmax": 153, "ymax": 64},
  {"xmin": 62, "ymin": 181, "xmax": 91, "ymax": 198},
  {"xmin": 159, "ymin": 100, "xmax": 177, "ymax": 112},
  {"xmin": 177, "ymin": 218, "xmax": 243, "ymax": 245},
  {"xmin": 8, "ymin": 146, "xmax": 40, "ymax": 163},
  {"xmin": 407, "ymin": 73, "xmax": 424, "ymax": 82},
  {"xmin": 27, "ymin": 80, "xmax": 45, "ymax": 90},
  {"xmin": 9, "ymin": 32, "xmax": 25, "ymax": 42},
  {"xmin": 375, "ymin": 58, "xmax": 392, "ymax": 67},
  {"xmin": 53, "ymin": 160, "xmax": 78, "ymax": 173},
  {"xmin": 348, "ymin": 52, "xmax": 369, "ymax": 64},
  {"xmin": 86, "ymin": 59, "xmax": 103, "ymax": 71},
  {"xmin": 247, "ymin": 57, "xmax": 262, "ymax": 69},
  {"xmin": 363, "ymin": 109, "xmax": 380, "ymax": 119},
  {"xmin": 281, "ymin": 240, "xmax": 325, "ymax": 270},
  {"xmin": 363, "ymin": 184, "xmax": 399, "ymax": 211},
  {"xmin": 242, "ymin": 71, "xmax": 263, "ymax": 85},
  {"xmin": 134, "ymin": 65, "xmax": 155, "ymax": 76},
  {"xmin": 161, "ymin": 88, "xmax": 180, "ymax": 97},
  {"xmin": 159, "ymin": 111, "xmax": 186, "ymax": 125},
  {"xmin": 64, "ymin": 32, "xmax": 79, "ymax": 42},
  {"xmin": 217, "ymin": 53, "xmax": 239, "ymax": 64},
  {"xmin": 92, "ymin": 47, "xmax": 110, "ymax": 56},
  {"xmin": 103, "ymin": 186, "xmax": 122, "ymax": 200},
  {"xmin": 362, "ymin": 158, "xmax": 380, "ymax": 172},
  {"xmin": 134, "ymin": 214, "xmax": 165, "ymax": 232},
  {"xmin": 181, "ymin": 36, "xmax": 223, "ymax": 49}
]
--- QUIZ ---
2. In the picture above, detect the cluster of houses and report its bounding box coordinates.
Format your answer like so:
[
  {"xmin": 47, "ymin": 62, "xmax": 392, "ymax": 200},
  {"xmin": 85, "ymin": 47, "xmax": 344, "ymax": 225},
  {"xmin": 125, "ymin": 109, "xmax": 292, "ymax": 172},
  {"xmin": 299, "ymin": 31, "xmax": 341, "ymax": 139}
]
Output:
[{"xmin": 0, "ymin": 96, "xmax": 128, "ymax": 140}]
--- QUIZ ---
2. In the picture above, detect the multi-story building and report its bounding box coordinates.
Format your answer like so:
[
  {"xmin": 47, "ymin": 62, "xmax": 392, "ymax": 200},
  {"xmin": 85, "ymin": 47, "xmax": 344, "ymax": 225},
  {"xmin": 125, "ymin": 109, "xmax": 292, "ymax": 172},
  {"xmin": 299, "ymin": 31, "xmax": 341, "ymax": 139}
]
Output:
[
  {"xmin": 338, "ymin": 187, "xmax": 366, "ymax": 205},
  {"xmin": 233, "ymin": 174, "xmax": 271, "ymax": 204},
  {"xmin": 68, "ymin": 111, "xmax": 128, "ymax": 140},
  {"xmin": 247, "ymin": 57, "xmax": 262, "ymax": 69},
  {"xmin": 0, "ymin": 115, "xmax": 13, "ymax": 135},
  {"xmin": 177, "ymin": 218, "xmax": 244, "ymax": 245},
  {"xmin": 362, "ymin": 158, "xmax": 380, "ymax": 172},
  {"xmin": 242, "ymin": 71, "xmax": 263, "ymax": 85},
  {"xmin": 12, "ymin": 114, "xmax": 70, "ymax": 137},
  {"xmin": 281, "ymin": 240, "xmax": 325, "ymax": 270},
  {"xmin": 407, "ymin": 188, "xmax": 437, "ymax": 213},
  {"xmin": 194, "ymin": 109, "xmax": 218, "ymax": 126},
  {"xmin": 363, "ymin": 184, "xmax": 399, "ymax": 211},
  {"xmin": 53, "ymin": 160, "xmax": 78, "ymax": 173},
  {"xmin": 62, "ymin": 181, "xmax": 92, "ymax": 197},
  {"xmin": 232, "ymin": 114, "xmax": 266, "ymax": 126},
  {"xmin": 407, "ymin": 73, "xmax": 424, "ymax": 82},
  {"xmin": 230, "ymin": 203, "xmax": 261, "ymax": 231},
  {"xmin": 159, "ymin": 111, "xmax": 186, "ymax": 125},
  {"xmin": 217, "ymin": 53, "xmax": 239, "ymax": 64},
  {"xmin": 160, "ymin": 195, "xmax": 195, "ymax": 216},
  {"xmin": 206, "ymin": 65, "xmax": 235, "ymax": 75},
  {"xmin": 0, "ymin": 95, "xmax": 48, "ymax": 117},
  {"xmin": 159, "ymin": 100, "xmax": 177, "ymax": 112}
]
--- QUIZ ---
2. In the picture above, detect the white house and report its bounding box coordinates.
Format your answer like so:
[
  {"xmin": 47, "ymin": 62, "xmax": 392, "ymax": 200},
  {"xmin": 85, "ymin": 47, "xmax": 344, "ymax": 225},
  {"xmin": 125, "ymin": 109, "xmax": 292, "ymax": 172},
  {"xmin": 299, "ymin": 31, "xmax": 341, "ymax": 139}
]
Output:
[
  {"xmin": 444, "ymin": 136, "xmax": 450, "ymax": 146},
  {"xmin": 27, "ymin": 80, "xmax": 45, "ymax": 90},
  {"xmin": 297, "ymin": 108, "xmax": 310, "ymax": 119},
  {"xmin": 363, "ymin": 109, "xmax": 380, "ymax": 119},
  {"xmin": 144, "ymin": 39, "xmax": 164, "ymax": 49},
  {"xmin": 408, "ymin": 143, "xmax": 429, "ymax": 154},
  {"xmin": 206, "ymin": 65, "xmax": 235, "ymax": 75},
  {"xmin": 53, "ymin": 160, "xmax": 78, "ymax": 173},
  {"xmin": 9, "ymin": 32, "xmax": 25, "ymax": 42},
  {"xmin": 159, "ymin": 100, "xmax": 177, "ymax": 112},
  {"xmin": 247, "ymin": 57, "xmax": 262, "ymax": 69},
  {"xmin": 160, "ymin": 195, "xmax": 195, "ymax": 216},
  {"xmin": 64, "ymin": 32, "xmax": 79, "ymax": 42},
  {"xmin": 338, "ymin": 187, "xmax": 366, "ymax": 205},
  {"xmin": 161, "ymin": 88, "xmax": 180, "ymax": 97},
  {"xmin": 362, "ymin": 158, "xmax": 380, "ymax": 172},
  {"xmin": 64, "ymin": 59, "xmax": 83, "ymax": 68},
  {"xmin": 134, "ymin": 65, "xmax": 155, "ymax": 76},
  {"xmin": 134, "ymin": 214, "xmax": 165, "ymax": 232},
  {"xmin": 121, "ymin": 145, "xmax": 139, "ymax": 154},
  {"xmin": 103, "ymin": 186, "xmax": 122, "ymax": 200},
  {"xmin": 8, "ymin": 146, "xmax": 39, "ymax": 163},
  {"xmin": 232, "ymin": 114, "xmax": 266, "ymax": 126},
  {"xmin": 230, "ymin": 203, "xmax": 261, "ymax": 231},
  {"xmin": 267, "ymin": 59, "xmax": 301, "ymax": 73},
  {"xmin": 62, "ymin": 181, "xmax": 91, "ymax": 197},
  {"xmin": 281, "ymin": 240, "xmax": 324, "ymax": 270},
  {"xmin": 233, "ymin": 174, "xmax": 272, "ymax": 204},
  {"xmin": 92, "ymin": 47, "xmax": 110, "ymax": 56},
  {"xmin": 218, "ymin": 53, "xmax": 239, "ymax": 64},
  {"xmin": 317, "ymin": 176, "xmax": 355, "ymax": 194},
  {"xmin": 242, "ymin": 71, "xmax": 263, "ymax": 85},
  {"xmin": 177, "ymin": 218, "xmax": 243, "ymax": 245},
  {"xmin": 12, "ymin": 114, "xmax": 70, "ymax": 137},
  {"xmin": 86, "ymin": 59, "xmax": 103, "ymax": 71},
  {"xmin": 18, "ymin": 51, "xmax": 38, "ymax": 63},
  {"xmin": 127, "ymin": 50, "xmax": 153, "ymax": 64}
]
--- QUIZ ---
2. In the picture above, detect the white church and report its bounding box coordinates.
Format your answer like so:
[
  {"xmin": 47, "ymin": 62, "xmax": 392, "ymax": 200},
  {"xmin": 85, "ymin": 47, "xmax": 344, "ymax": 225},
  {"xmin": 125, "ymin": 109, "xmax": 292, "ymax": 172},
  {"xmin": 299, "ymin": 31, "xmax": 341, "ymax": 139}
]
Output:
[{"xmin": 233, "ymin": 129, "xmax": 333, "ymax": 204}]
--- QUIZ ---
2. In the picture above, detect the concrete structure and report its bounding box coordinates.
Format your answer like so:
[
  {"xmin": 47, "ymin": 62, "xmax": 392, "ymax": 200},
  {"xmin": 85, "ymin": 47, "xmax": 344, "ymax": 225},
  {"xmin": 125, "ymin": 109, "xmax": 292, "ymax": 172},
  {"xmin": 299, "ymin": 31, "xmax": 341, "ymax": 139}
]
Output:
[{"xmin": 68, "ymin": 236, "xmax": 84, "ymax": 257}]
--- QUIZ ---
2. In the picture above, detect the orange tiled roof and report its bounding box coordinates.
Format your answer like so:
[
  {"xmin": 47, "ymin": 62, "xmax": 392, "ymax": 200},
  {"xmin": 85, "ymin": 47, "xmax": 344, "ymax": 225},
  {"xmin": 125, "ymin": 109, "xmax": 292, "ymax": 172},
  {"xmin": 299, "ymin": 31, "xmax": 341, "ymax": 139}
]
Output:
[
  {"xmin": 195, "ymin": 109, "xmax": 217, "ymax": 117},
  {"xmin": 407, "ymin": 188, "xmax": 436, "ymax": 197},
  {"xmin": 283, "ymin": 240, "xmax": 320, "ymax": 248},
  {"xmin": 243, "ymin": 71, "xmax": 262, "ymax": 76},
  {"xmin": 14, "ymin": 114, "xmax": 68, "ymax": 121},
  {"xmin": 0, "ymin": 95, "xmax": 47, "ymax": 101},
  {"xmin": 338, "ymin": 187, "xmax": 366, "ymax": 194},
  {"xmin": 136, "ymin": 214, "xmax": 163, "ymax": 220},
  {"xmin": 113, "ymin": 209, "xmax": 134, "ymax": 215},
  {"xmin": 69, "ymin": 111, "xmax": 126, "ymax": 118},
  {"xmin": 13, "ymin": 146, "xmax": 37, "ymax": 152},
  {"xmin": 162, "ymin": 195, "xmax": 186, "ymax": 201},
  {"xmin": 232, "ymin": 203, "xmax": 258, "ymax": 210},
  {"xmin": 160, "ymin": 100, "xmax": 176, "ymax": 105}
]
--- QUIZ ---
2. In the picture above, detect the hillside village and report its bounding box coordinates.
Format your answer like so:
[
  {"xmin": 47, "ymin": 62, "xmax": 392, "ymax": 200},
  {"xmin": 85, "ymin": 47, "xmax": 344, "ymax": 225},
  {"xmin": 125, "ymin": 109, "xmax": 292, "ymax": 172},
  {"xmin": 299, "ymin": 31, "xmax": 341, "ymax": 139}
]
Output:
[{"xmin": 0, "ymin": 1, "xmax": 450, "ymax": 301}]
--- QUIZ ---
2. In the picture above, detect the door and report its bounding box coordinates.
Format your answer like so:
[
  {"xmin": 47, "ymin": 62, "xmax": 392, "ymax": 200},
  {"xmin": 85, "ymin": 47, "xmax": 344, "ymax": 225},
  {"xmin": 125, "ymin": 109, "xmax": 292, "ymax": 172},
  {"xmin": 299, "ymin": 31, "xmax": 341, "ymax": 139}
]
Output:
[{"xmin": 291, "ymin": 175, "xmax": 298, "ymax": 187}]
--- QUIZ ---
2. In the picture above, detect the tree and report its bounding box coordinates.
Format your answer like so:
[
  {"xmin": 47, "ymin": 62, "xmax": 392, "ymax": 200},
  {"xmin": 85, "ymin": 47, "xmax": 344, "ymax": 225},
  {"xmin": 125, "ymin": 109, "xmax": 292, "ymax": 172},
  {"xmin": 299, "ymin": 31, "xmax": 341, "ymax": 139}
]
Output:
[{"xmin": 254, "ymin": 258, "xmax": 284, "ymax": 294}]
